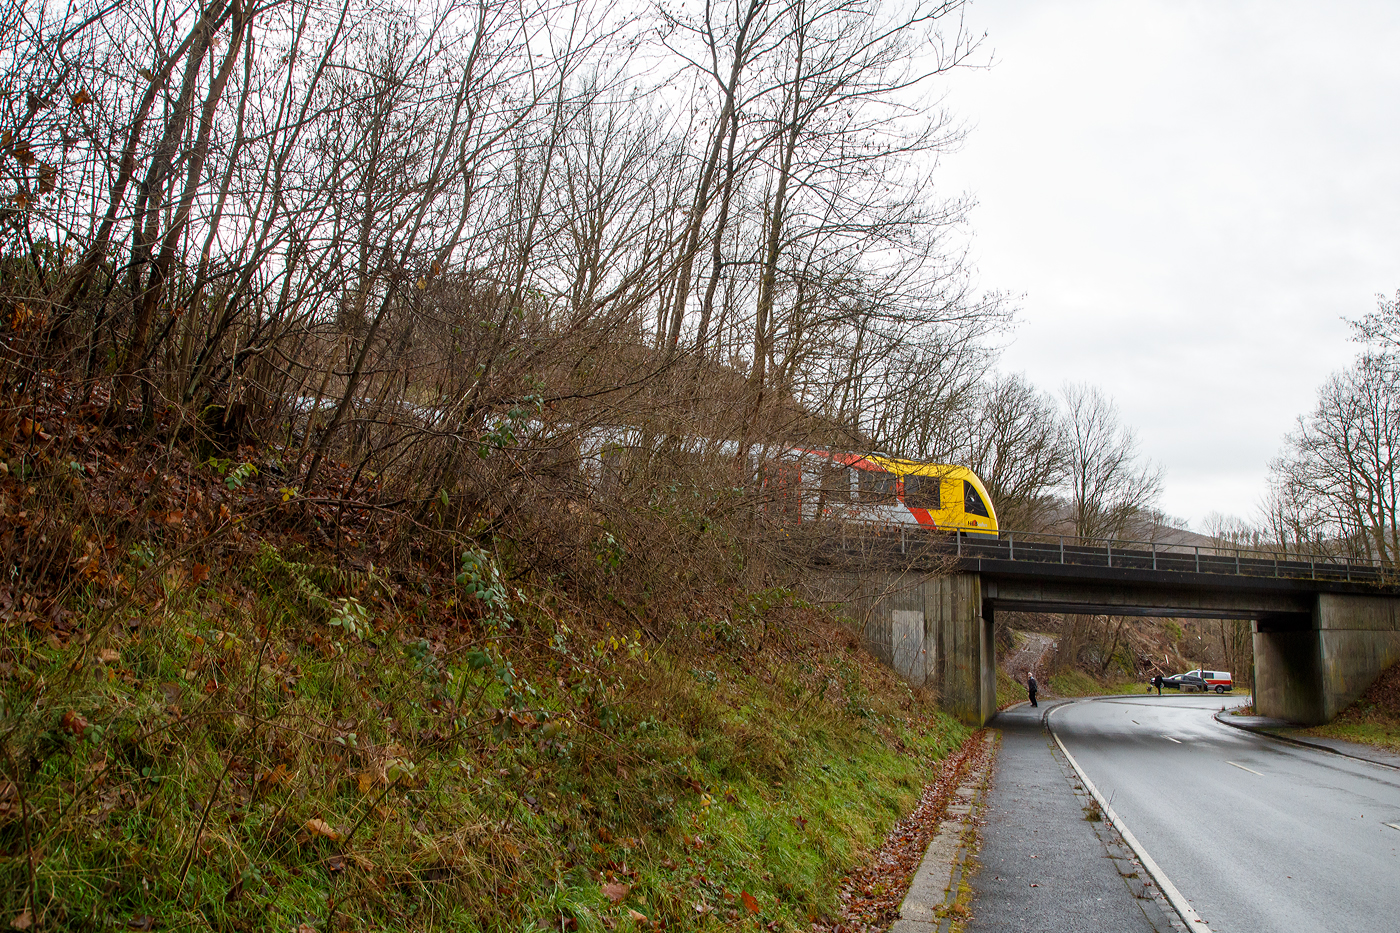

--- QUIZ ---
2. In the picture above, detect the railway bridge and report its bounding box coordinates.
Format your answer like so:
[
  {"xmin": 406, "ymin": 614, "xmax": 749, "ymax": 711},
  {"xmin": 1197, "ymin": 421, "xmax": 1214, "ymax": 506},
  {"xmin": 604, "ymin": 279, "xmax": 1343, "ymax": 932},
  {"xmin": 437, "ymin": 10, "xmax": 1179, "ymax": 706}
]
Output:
[{"xmin": 810, "ymin": 531, "xmax": 1400, "ymax": 727}]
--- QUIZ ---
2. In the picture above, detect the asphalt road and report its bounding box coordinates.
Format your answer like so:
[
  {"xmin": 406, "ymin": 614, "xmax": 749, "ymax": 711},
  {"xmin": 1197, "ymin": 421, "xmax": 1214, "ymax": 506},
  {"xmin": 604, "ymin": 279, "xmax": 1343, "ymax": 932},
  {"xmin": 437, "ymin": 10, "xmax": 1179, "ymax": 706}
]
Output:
[{"xmin": 1051, "ymin": 693, "xmax": 1400, "ymax": 933}]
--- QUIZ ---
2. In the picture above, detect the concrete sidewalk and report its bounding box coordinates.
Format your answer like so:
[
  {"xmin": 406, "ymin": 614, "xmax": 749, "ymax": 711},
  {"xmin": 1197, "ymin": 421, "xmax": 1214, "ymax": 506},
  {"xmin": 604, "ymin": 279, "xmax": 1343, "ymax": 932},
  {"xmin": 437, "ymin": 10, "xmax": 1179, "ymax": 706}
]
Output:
[{"xmin": 963, "ymin": 702, "xmax": 1184, "ymax": 933}]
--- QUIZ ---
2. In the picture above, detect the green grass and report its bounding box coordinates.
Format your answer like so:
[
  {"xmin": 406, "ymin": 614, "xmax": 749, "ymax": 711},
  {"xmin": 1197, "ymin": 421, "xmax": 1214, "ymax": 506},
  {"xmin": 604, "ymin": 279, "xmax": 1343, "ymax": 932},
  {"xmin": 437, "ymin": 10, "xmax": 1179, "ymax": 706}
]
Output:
[
  {"xmin": 0, "ymin": 549, "xmax": 967, "ymax": 932},
  {"xmin": 1046, "ymin": 669, "xmax": 1102, "ymax": 697},
  {"xmin": 1102, "ymin": 680, "xmax": 1159, "ymax": 696},
  {"xmin": 1298, "ymin": 721, "xmax": 1400, "ymax": 752},
  {"xmin": 996, "ymin": 668, "xmax": 1028, "ymax": 708},
  {"xmin": 1044, "ymin": 669, "xmax": 1148, "ymax": 698}
]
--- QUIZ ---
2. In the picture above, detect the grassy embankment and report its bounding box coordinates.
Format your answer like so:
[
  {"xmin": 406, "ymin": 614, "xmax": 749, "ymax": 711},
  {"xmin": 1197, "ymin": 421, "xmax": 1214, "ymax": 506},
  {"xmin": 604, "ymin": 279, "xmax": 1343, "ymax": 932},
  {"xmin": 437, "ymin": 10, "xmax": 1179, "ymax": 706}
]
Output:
[
  {"xmin": 0, "ymin": 421, "xmax": 969, "ymax": 932},
  {"xmin": 995, "ymin": 669, "xmax": 1028, "ymax": 709},
  {"xmin": 1045, "ymin": 670, "xmax": 1144, "ymax": 698}
]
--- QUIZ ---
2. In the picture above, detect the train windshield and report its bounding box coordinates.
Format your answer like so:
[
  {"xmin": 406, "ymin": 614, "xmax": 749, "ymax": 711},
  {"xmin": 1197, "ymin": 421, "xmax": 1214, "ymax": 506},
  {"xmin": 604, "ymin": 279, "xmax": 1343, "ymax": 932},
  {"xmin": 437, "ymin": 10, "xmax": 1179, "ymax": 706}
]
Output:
[{"xmin": 963, "ymin": 480, "xmax": 990, "ymax": 517}]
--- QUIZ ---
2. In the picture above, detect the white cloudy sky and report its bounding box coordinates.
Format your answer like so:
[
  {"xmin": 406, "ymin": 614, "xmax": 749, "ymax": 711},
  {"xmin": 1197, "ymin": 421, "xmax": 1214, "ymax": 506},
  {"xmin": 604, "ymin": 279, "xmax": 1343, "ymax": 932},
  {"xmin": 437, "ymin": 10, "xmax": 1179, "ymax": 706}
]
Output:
[{"xmin": 935, "ymin": 0, "xmax": 1400, "ymax": 530}]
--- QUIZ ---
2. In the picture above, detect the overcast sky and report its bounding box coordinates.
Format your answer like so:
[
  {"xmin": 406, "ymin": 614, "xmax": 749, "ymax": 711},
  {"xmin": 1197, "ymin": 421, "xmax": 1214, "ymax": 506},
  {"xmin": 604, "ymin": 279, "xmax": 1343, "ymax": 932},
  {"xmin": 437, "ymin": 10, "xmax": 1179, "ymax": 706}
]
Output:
[{"xmin": 935, "ymin": 0, "xmax": 1400, "ymax": 530}]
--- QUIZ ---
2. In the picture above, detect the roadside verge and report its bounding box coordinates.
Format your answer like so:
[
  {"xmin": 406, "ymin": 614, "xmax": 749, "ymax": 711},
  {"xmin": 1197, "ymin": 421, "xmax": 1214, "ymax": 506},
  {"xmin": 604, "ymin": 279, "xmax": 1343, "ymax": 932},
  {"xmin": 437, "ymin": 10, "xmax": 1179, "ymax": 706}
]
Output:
[
  {"xmin": 887, "ymin": 736, "xmax": 995, "ymax": 932},
  {"xmin": 1213, "ymin": 710, "xmax": 1400, "ymax": 770}
]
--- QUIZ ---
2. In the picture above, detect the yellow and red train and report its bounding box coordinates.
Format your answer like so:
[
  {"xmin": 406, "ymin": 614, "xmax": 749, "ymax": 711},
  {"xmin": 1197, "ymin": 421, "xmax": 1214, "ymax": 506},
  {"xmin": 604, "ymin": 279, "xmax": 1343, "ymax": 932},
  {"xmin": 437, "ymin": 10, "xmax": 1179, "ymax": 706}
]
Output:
[
  {"xmin": 767, "ymin": 448, "xmax": 1000, "ymax": 537},
  {"xmin": 578, "ymin": 428, "xmax": 999, "ymax": 537}
]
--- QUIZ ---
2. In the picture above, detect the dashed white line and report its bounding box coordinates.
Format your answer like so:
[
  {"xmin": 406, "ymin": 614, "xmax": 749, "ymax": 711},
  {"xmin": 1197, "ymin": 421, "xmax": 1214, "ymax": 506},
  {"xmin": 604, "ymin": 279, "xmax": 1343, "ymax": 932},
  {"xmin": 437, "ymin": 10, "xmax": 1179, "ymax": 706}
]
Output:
[
  {"xmin": 1385, "ymin": 822, "xmax": 1400, "ymax": 832},
  {"xmin": 1164, "ymin": 736, "xmax": 1182, "ymax": 744},
  {"xmin": 1227, "ymin": 761, "xmax": 1263, "ymax": 775}
]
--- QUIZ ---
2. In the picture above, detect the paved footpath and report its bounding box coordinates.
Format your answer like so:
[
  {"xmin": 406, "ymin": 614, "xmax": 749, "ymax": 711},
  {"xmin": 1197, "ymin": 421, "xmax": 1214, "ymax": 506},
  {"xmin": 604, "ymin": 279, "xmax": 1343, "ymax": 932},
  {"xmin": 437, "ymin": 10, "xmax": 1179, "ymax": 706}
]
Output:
[{"xmin": 966, "ymin": 701, "xmax": 1185, "ymax": 933}]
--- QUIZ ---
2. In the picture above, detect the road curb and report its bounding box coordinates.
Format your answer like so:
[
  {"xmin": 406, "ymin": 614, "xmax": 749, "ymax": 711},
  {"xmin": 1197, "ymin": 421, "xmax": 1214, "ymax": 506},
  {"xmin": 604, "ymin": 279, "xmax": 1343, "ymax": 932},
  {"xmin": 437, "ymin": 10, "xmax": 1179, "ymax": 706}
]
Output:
[
  {"xmin": 1212, "ymin": 710, "xmax": 1400, "ymax": 771},
  {"xmin": 1046, "ymin": 700, "xmax": 1212, "ymax": 932},
  {"xmin": 889, "ymin": 737, "xmax": 995, "ymax": 932}
]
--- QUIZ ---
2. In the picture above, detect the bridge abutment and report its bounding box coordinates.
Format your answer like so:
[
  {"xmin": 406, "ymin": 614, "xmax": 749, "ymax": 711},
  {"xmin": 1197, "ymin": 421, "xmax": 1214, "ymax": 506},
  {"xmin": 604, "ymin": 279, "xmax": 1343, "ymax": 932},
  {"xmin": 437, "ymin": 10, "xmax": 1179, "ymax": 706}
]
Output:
[
  {"xmin": 810, "ymin": 571, "xmax": 995, "ymax": 726},
  {"xmin": 1256, "ymin": 594, "xmax": 1400, "ymax": 724}
]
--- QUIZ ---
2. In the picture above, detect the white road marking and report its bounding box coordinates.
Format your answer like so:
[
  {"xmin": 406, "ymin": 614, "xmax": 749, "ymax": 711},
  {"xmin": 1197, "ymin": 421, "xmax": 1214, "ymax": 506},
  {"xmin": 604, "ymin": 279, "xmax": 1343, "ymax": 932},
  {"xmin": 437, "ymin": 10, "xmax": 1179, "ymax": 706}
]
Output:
[
  {"xmin": 1164, "ymin": 736, "xmax": 1182, "ymax": 744},
  {"xmin": 1047, "ymin": 703, "xmax": 1213, "ymax": 933},
  {"xmin": 1385, "ymin": 822, "xmax": 1400, "ymax": 832},
  {"xmin": 1227, "ymin": 761, "xmax": 1263, "ymax": 776}
]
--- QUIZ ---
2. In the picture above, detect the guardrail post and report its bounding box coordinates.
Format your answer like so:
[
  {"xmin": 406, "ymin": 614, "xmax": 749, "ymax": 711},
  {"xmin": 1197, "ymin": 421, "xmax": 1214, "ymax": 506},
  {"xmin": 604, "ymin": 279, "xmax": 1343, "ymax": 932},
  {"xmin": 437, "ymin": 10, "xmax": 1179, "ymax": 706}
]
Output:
[
  {"xmin": 1195, "ymin": 546, "xmax": 1200, "ymax": 573},
  {"xmin": 1235, "ymin": 548, "xmax": 1241, "ymax": 575},
  {"xmin": 957, "ymin": 529, "xmax": 962, "ymax": 558},
  {"xmin": 1152, "ymin": 542, "xmax": 1157, "ymax": 571},
  {"xmin": 1009, "ymin": 532, "xmax": 1015, "ymax": 561},
  {"xmin": 1107, "ymin": 541, "xmax": 1112, "ymax": 568},
  {"xmin": 1059, "ymin": 535, "xmax": 1065, "ymax": 564}
]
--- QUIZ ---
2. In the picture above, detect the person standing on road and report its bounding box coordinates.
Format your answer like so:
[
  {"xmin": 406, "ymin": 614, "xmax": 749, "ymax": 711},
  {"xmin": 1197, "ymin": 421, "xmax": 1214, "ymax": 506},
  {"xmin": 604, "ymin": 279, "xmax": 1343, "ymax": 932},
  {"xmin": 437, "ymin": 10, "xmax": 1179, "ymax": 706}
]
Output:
[
  {"xmin": 1152, "ymin": 674, "xmax": 1163, "ymax": 696},
  {"xmin": 1027, "ymin": 671, "xmax": 1038, "ymax": 707}
]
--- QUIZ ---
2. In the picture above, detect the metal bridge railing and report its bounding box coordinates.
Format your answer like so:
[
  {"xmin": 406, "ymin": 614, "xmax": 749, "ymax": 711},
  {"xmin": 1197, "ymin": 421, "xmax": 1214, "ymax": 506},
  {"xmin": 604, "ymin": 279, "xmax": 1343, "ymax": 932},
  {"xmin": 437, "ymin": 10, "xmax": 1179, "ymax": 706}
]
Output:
[{"xmin": 951, "ymin": 528, "xmax": 1392, "ymax": 584}]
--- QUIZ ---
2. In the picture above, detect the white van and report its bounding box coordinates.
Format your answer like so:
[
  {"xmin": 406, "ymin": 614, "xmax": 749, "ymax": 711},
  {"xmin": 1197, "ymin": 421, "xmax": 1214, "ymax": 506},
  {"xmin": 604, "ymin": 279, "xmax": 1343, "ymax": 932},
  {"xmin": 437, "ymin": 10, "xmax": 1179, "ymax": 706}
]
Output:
[{"xmin": 1186, "ymin": 669, "xmax": 1232, "ymax": 693}]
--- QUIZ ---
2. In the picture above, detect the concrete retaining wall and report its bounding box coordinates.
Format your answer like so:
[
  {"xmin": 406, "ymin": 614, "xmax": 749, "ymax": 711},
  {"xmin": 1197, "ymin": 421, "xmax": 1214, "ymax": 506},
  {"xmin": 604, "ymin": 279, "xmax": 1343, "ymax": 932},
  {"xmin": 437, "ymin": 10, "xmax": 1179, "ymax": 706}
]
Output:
[
  {"xmin": 806, "ymin": 571, "xmax": 994, "ymax": 726},
  {"xmin": 1255, "ymin": 592, "xmax": 1400, "ymax": 724}
]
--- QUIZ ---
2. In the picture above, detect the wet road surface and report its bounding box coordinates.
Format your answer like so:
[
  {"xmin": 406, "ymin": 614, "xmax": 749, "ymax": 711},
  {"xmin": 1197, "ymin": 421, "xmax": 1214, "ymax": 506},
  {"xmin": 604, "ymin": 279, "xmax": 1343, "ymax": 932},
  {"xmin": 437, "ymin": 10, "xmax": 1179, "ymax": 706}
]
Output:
[{"xmin": 1051, "ymin": 693, "xmax": 1400, "ymax": 932}]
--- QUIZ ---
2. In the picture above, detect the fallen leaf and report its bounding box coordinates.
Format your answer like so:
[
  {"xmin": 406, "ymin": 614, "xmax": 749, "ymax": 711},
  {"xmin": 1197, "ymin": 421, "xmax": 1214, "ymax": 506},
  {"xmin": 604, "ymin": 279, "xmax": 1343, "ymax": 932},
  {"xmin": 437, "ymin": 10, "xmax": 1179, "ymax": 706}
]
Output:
[
  {"xmin": 255, "ymin": 763, "xmax": 287, "ymax": 787},
  {"xmin": 98, "ymin": 648, "xmax": 120, "ymax": 663},
  {"xmin": 626, "ymin": 908, "xmax": 648, "ymax": 922},
  {"xmin": 741, "ymin": 891, "xmax": 760, "ymax": 914},
  {"xmin": 303, "ymin": 818, "xmax": 340, "ymax": 841},
  {"xmin": 601, "ymin": 882, "xmax": 631, "ymax": 904},
  {"xmin": 10, "ymin": 908, "xmax": 32, "ymax": 930},
  {"xmin": 61, "ymin": 710, "xmax": 88, "ymax": 735}
]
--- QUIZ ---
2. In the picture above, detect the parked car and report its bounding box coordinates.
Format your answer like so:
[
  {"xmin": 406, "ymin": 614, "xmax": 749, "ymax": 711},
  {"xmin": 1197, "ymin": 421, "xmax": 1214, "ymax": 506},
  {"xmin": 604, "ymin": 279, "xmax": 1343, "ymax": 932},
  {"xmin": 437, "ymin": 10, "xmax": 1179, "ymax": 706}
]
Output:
[
  {"xmin": 1186, "ymin": 669, "xmax": 1233, "ymax": 693},
  {"xmin": 1161, "ymin": 672, "xmax": 1210, "ymax": 692}
]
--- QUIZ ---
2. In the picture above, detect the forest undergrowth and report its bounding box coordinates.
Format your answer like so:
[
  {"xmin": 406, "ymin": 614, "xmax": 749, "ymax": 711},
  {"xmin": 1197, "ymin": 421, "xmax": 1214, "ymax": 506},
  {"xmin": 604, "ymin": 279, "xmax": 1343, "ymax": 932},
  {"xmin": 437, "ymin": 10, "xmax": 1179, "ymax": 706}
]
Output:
[{"xmin": 0, "ymin": 395, "xmax": 969, "ymax": 933}]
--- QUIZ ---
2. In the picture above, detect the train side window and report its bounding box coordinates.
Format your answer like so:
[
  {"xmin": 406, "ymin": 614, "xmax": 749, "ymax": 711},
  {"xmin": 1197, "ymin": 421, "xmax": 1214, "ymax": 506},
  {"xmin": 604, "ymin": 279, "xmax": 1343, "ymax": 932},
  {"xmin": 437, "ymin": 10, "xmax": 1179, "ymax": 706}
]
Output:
[
  {"xmin": 905, "ymin": 475, "xmax": 940, "ymax": 510},
  {"xmin": 964, "ymin": 480, "xmax": 990, "ymax": 517},
  {"xmin": 600, "ymin": 445, "xmax": 625, "ymax": 496},
  {"xmin": 859, "ymin": 470, "xmax": 897, "ymax": 504},
  {"xmin": 821, "ymin": 465, "xmax": 852, "ymax": 501}
]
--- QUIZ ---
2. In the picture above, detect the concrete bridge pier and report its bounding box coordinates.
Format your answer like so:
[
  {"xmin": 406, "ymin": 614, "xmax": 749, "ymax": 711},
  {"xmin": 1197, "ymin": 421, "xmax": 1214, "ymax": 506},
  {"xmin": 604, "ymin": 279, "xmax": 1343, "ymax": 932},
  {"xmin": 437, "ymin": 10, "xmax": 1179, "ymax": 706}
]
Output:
[
  {"xmin": 813, "ymin": 572, "xmax": 995, "ymax": 726},
  {"xmin": 1254, "ymin": 593, "xmax": 1400, "ymax": 725}
]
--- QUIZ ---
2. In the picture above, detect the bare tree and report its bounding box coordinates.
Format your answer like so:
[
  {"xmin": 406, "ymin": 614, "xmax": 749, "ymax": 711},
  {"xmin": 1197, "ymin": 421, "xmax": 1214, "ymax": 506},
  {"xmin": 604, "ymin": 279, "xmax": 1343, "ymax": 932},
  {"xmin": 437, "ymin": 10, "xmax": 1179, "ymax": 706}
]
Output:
[
  {"xmin": 1061, "ymin": 382, "xmax": 1163, "ymax": 540},
  {"xmin": 961, "ymin": 372, "xmax": 1067, "ymax": 531},
  {"xmin": 1350, "ymin": 289, "xmax": 1400, "ymax": 356},
  {"xmin": 1269, "ymin": 353, "xmax": 1400, "ymax": 565}
]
